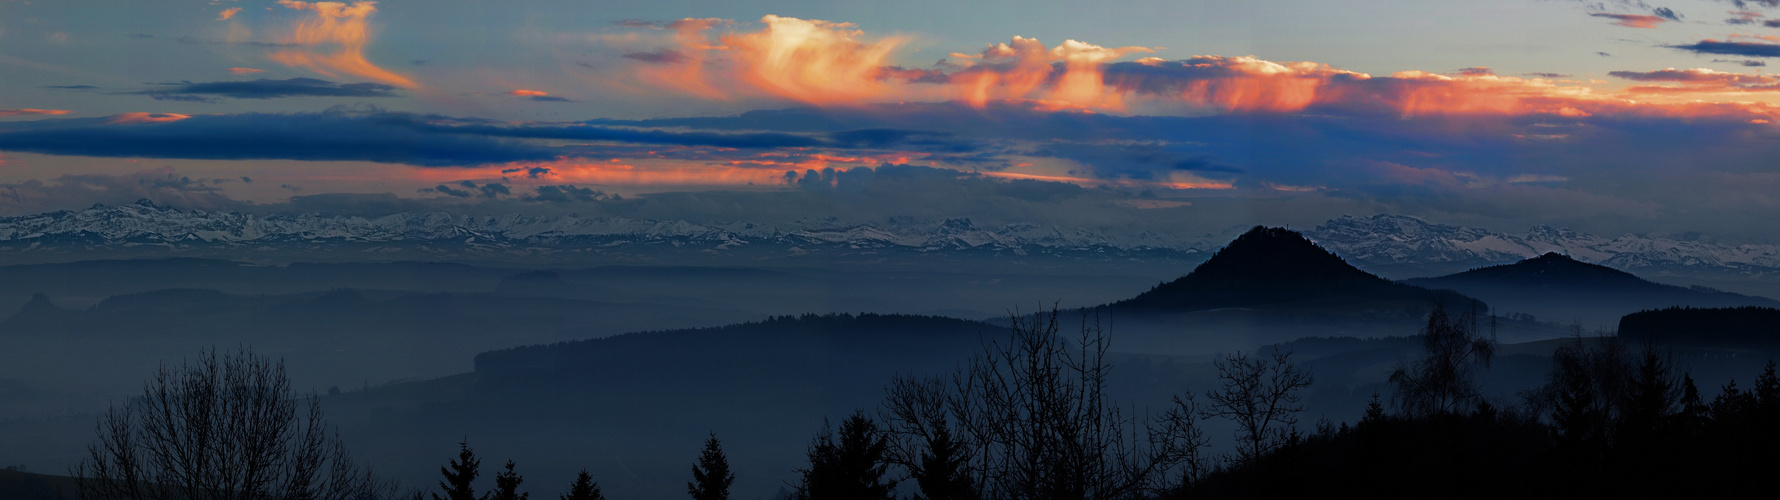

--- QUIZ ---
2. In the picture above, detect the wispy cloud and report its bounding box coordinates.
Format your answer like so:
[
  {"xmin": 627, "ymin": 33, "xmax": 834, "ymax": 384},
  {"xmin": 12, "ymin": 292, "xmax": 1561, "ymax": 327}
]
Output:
[
  {"xmin": 506, "ymin": 89, "xmax": 572, "ymax": 102},
  {"xmin": 269, "ymin": 1, "xmax": 417, "ymax": 88},
  {"xmin": 1590, "ymin": 13, "xmax": 1672, "ymax": 28},
  {"xmin": 133, "ymin": 78, "xmax": 402, "ymax": 101},
  {"xmin": 0, "ymin": 109, "xmax": 72, "ymax": 117},
  {"xmin": 1669, "ymin": 38, "xmax": 1780, "ymax": 57}
]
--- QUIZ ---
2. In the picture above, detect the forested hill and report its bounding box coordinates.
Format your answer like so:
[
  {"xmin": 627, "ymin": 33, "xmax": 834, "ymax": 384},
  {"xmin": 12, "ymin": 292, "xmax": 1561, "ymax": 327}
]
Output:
[
  {"xmin": 473, "ymin": 313, "xmax": 994, "ymax": 384},
  {"xmin": 1619, "ymin": 306, "xmax": 1780, "ymax": 348}
]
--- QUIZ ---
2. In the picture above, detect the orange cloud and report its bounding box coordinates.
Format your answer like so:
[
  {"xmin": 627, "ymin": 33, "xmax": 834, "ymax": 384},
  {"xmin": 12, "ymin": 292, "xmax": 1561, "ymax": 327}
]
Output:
[
  {"xmin": 218, "ymin": 7, "xmax": 242, "ymax": 21},
  {"xmin": 507, "ymin": 89, "xmax": 550, "ymax": 97},
  {"xmin": 722, "ymin": 15, "xmax": 909, "ymax": 106},
  {"xmin": 0, "ymin": 109, "xmax": 71, "ymax": 117},
  {"xmin": 229, "ymin": 67, "xmax": 265, "ymax": 74},
  {"xmin": 1589, "ymin": 13, "xmax": 1668, "ymax": 29},
  {"xmin": 106, "ymin": 113, "xmax": 192, "ymax": 125},
  {"xmin": 268, "ymin": 1, "xmax": 417, "ymax": 88},
  {"xmin": 609, "ymin": 16, "xmax": 1780, "ymax": 122}
]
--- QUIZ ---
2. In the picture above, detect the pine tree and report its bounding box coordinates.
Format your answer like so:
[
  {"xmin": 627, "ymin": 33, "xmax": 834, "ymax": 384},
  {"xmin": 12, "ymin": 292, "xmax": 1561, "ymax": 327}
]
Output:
[
  {"xmin": 489, "ymin": 460, "xmax": 528, "ymax": 500},
  {"xmin": 912, "ymin": 418, "xmax": 973, "ymax": 500},
  {"xmin": 797, "ymin": 411, "xmax": 897, "ymax": 500},
  {"xmin": 687, "ymin": 433, "xmax": 735, "ymax": 500},
  {"xmin": 560, "ymin": 470, "xmax": 605, "ymax": 500},
  {"xmin": 433, "ymin": 442, "xmax": 481, "ymax": 500}
]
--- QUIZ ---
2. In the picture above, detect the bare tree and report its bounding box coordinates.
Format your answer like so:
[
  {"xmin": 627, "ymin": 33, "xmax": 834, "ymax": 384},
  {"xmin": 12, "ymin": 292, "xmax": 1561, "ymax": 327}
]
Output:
[
  {"xmin": 73, "ymin": 348, "xmax": 398, "ymax": 500},
  {"xmin": 883, "ymin": 306, "xmax": 1207, "ymax": 500},
  {"xmin": 1389, "ymin": 302, "xmax": 1497, "ymax": 418},
  {"xmin": 1201, "ymin": 349, "xmax": 1313, "ymax": 467}
]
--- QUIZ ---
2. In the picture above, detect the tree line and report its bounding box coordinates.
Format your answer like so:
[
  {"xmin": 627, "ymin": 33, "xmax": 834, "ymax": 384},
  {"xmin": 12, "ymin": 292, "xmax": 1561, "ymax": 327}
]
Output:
[{"xmin": 72, "ymin": 303, "xmax": 1780, "ymax": 499}]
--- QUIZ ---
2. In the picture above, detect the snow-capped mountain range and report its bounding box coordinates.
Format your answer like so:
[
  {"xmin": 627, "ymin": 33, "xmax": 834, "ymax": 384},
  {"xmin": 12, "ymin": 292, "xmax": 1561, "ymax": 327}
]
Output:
[
  {"xmin": 0, "ymin": 202, "xmax": 1775, "ymax": 279},
  {"xmin": 0, "ymin": 199, "xmax": 1199, "ymax": 261}
]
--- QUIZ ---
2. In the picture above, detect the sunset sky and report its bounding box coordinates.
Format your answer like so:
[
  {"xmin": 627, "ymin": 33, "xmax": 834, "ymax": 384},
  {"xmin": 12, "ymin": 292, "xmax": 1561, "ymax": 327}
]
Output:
[{"xmin": 3, "ymin": 0, "xmax": 1779, "ymax": 242}]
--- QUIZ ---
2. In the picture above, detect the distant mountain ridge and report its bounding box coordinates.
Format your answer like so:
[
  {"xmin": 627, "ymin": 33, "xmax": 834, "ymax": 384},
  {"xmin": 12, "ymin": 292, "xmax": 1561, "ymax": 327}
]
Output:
[
  {"xmin": 1307, "ymin": 214, "xmax": 1780, "ymax": 277},
  {"xmin": 1407, "ymin": 253, "xmax": 1779, "ymax": 327}
]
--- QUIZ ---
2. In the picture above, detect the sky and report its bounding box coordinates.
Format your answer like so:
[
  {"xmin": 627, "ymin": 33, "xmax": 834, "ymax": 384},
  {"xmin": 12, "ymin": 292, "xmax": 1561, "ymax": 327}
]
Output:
[{"xmin": 3, "ymin": 0, "xmax": 1780, "ymax": 242}]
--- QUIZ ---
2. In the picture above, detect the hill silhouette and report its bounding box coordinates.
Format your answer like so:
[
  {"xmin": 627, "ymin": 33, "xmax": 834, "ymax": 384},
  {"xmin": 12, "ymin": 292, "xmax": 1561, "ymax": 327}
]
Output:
[
  {"xmin": 1619, "ymin": 306, "xmax": 1780, "ymax": 348},
  {"xmin": 1110, "ymin": 226, "xmax": 1476, "ymax": 313},
  {"xmin": 1408, "ymin": 253, "xmax": 1778, "ymax": 327}
]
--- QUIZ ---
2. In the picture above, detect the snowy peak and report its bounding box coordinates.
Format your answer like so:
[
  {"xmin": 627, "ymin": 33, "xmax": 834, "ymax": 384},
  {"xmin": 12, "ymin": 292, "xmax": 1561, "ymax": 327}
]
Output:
[{"xmin": 0, "ymin": 202, "xmax": 1206, "ymax": 261}]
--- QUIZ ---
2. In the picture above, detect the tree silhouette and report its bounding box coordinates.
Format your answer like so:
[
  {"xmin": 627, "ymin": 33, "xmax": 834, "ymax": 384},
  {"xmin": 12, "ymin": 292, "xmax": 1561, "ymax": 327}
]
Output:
[
  {"xmin": 559, "ymin": 470, "xmax": 604, "ymax": 500},
  {"xmin": 795, "ymin": 411, "xmax": 897, "ymax": 500},
  {"xmin": 1202, "ymin": 349, "xmax": 1313, "ymax": 467},
  {"xmin": 72, "ymin": 348, "xmax": 398, "ymax": 500},
  {"xmin": 1617, "ymin": 342, "xmax": 1681, "ymax": 444},
  {"xmin": 488, "ymin": 460, "xmax": 527, "ymax": 500},
  {"xmin": 882, "ymin": 375, "xmax": 976, "ymax": 500},
  {"xmin": 883, "ymin": 306, "xmax": 1208, "ymax": 500},
  {"xmin": 433, "ymin": 442, "xmax": 481, "ymax": 500},
  {"xmin": 687, "ymin": 433, "xmax": 734, "ymax": 500},
  {"xmin": 1389, "ymin": 302, "xmax": 1496, "ymax": 417}
]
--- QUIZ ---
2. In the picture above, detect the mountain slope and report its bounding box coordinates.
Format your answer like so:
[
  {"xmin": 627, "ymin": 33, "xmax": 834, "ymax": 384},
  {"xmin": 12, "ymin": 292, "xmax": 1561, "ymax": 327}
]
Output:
[{"xmin": 1406, "ymin": 253, "xmax": 1780, "ymax": 327}]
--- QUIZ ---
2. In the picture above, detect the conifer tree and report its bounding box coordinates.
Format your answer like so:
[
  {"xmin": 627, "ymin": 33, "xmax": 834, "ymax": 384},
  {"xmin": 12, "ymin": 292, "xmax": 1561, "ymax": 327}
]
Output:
[
  {"xmin": 912, "ymin": 421, "xmax": 973, "ymax": 500},
  {"xmin": 434, "ymin": 442, "xmax": 481, "ymax": 500},
  {"xmin": 796, "ymin": 411, "xmax": 896, "ymax": 500},
  {"xmin": 560, "ymin": 470, "xmax": 605, "ymax": 500},
  {"xmin": 688, "ymin": 433, "xmax": 735, "ymax": 500},
  {"xmin": 489, "ymin": 460, "xmax": 527, "ymax": 500}
]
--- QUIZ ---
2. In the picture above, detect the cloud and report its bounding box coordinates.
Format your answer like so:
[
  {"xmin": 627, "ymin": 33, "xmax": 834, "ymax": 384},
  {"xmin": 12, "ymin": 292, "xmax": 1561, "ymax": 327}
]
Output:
[
  {"xmin": 230, "ymin": 67, "xmax": 266, "ymax": 74},
  {"xmin": 1654, "ymin": 7, "xmax": 1683, "ymax": 20},
  {"xmin": 1669, "ymin": 39, "xmax": 1780, "ymax": 57},
  {"xmin": 133, "ymin": 78, "xmax": 401, "ymax": 100},
  {"xmin": 269, "ymin": 1, "xmax": 417, "ymax": 88},
  {"xmin": 422, "ymin": 180, "xmax": 512, "ymax": 199},
  {"xmin": 105, "ymin": 113, "xmax": 191, "ymax": 124},
  {"xmin": 1610, "ymin": 67, "xmax": 1780, "ymax": 93},
  {"xmin": 0, "ymin": 109, "xmax": 71, "ymax": 117},
  {"xmin": 1590, "ymin": 13, "xmax": 1671, "ymax": 28},
  {"xmin": 0, "ymin": 167, "xmax": 250, "ymax": 214},
  {"xmin": 1727, "ymin": 10, "xmax": 1762, "ymax": 24},
  {"xmin": 527, "ymin": 185, "xmax": 608, "ymax": 203},
  {"xmin": 621, "ymin": 49, "xmax": 687, "ymax": 64},
  {"xmin": 0, "ymin": 111, "xmax": 554, "ymax": 166},
  {"xmin": 602, "ymin": 16, "xmax": 1776, "ymax": 121},
  {"xmin": 218, "ymin": 7, "xmax": 242, "ymax": 21},
  {"xmin": 506, "ymin": 89, "xmax": 571, "ymax": 102},
  {"xmin": 1524, "ymin": 72, "xmax": 1570, "ymax": 78}
]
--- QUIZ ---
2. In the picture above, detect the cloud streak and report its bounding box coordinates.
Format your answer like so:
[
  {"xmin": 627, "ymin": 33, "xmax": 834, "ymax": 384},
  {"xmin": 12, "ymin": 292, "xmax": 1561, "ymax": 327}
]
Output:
[
  {"xmin": 1669, "ymin": 39, "xmax": 1780, "ymax": 57},
  {"xmin": 1590, "ymin": 13, "xmax": 1672, "ymax": 28},
  {"xmin": 134, "ymin": 78, "xmax": 402, "ymax": 100},
  {"xmin": 0, "ymin": 109, "xmax": 72, "ymax": 117}
]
